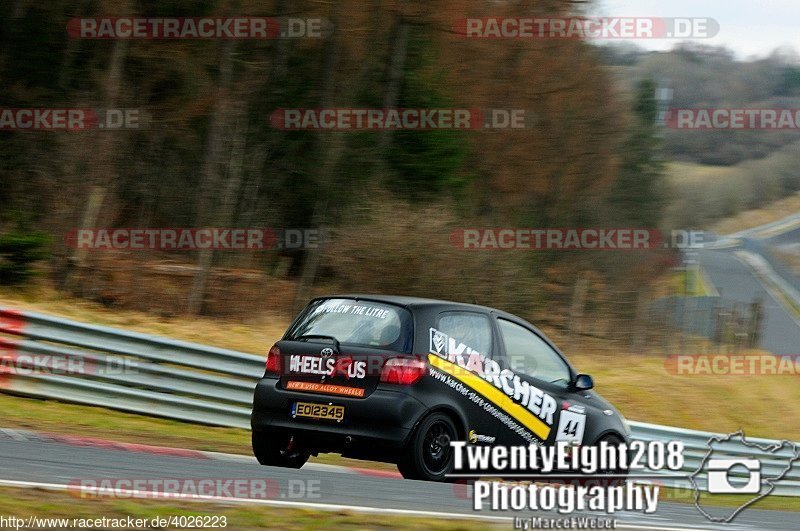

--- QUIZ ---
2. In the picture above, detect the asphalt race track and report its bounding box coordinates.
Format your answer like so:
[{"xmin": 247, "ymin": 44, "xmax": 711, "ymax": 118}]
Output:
[
  {"xmin": 697, "ymin": 214, "xmax": 800, "ymax": 355},
  {"xmin": 697, "ymin": 247, "xmax": 800, "ymax": 355},
  {"xmin": 0, "ymin": 432, "xmax": 796, "ymax": 531}
]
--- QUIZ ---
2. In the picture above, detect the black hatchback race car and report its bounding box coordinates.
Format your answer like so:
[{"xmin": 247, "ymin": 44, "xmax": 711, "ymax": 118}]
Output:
[{"xmin": 251, "ymin": 295, "xmax": 630, "ymax": 481}]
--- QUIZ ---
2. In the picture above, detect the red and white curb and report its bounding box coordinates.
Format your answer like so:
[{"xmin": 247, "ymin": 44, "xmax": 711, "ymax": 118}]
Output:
[{"xmin": 0, "ymin": 427, "xmax": 402, "ymax": 478}]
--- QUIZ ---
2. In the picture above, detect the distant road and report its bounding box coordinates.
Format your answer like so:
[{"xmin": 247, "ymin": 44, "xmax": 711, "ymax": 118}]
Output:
[
  {"xmin": 698, "ymin": 214, "xmax": 800, "ymax": 355},
  {"xmin": 697, "ymin": 247, "xmax": 800, "ymax": 354}
]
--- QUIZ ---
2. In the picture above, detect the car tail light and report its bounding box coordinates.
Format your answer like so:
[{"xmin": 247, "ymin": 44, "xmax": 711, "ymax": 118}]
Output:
[
  {"xmin": 265, "ymin": 344, "xmax": 281, "ymax": 375},
  {"xmin": 380, "ymin": 357, "xmax": 426, "ymax": 385}
]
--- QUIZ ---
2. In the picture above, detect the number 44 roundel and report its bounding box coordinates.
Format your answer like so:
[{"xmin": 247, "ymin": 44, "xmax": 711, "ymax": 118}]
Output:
[{"xmin": 556, "ymin": 409, "xmax": 586, "ymax": 443}]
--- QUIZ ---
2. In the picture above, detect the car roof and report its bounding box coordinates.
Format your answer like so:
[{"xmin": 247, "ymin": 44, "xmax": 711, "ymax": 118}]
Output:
[
  {"xmin": 308, "ymin": 294, "xmax": 566, "ymax": 361},
  {"xmin": 315, "ymin": 293, "xmax": 523, "ymax": 320}
]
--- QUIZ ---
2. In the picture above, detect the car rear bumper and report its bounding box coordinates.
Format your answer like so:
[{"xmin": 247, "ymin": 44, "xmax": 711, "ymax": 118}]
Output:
[{"xmin": 251, "ymin": 378, "xmax": 429, "ymax": 458}]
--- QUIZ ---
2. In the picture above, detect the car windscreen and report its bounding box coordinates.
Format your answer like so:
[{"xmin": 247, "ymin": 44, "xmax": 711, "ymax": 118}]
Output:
[{"xmin": 285, "ymin": 298, "xmax": 413, "ymax": 353}]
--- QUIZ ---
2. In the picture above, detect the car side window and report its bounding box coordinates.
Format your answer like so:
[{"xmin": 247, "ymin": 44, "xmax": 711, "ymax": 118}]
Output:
[
  {"xmin": 436, "ymin": 312, "xmax": 492, "ymax": 357},
  {"xmin": 497, "ymin": 319, "xmax": 571, "ymax": 387}
]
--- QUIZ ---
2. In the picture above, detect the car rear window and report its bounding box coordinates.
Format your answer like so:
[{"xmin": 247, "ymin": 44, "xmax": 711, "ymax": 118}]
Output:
[{"xmin": 286, "ymin": 298, "xmax": 413, "ymax": 352}]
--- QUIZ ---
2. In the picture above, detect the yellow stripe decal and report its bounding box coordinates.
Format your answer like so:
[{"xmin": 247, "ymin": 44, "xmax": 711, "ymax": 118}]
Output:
[{"xmin": 427, "ymin": 354, "xmax": 551, "ymax": 440}]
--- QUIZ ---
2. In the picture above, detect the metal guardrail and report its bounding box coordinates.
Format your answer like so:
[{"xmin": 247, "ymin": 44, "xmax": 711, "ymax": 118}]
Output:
[
  {"xmin": 630, "ymin": 421, "xmax": 800, "ymax": 496},
  {"xmin": 0, "ymin": 308, "xmax": 263, "ymax": 429},
  {"xmin": 0, "ymin": 308, "xmax": 797, "ymax": 495}
]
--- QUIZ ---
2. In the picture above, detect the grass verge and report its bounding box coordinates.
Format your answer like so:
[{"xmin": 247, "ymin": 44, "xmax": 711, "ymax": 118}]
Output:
[
  {"xmin": 710, "ymin": 192, "xmax": 800, "ymax": 236},
  {"xmin": 672, "ymin": 269, "xmax": 714, "ymax": 297}
]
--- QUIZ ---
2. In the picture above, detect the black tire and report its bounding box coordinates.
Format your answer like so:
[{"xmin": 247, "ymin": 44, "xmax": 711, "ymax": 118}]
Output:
[
  {"xmin": 594, "ymin": 433, "xmax": 627, "ymax": 486},
  {"xmin": 398, "ymin": 413, "xmax": 458, "ymax": 481},
  {"xmin": 252, "ymin": 429, "xmax": 310, "ymax": 469},
  {"xmin": 396, "ymin": 458, "xmax": 413, "ymax": 478}
]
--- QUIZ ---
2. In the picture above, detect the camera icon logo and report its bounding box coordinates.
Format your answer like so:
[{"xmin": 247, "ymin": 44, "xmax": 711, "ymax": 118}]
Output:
[
  {"xmin": 707, "ymin": 458, "xmax": 761, "ymax": 494},
  {"xmin": 690, "ymin": 431, "xmax": 800, "ymax": 523}
]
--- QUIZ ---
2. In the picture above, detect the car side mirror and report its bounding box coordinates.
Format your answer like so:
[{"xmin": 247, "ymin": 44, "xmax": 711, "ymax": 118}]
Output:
[{"xmin": 573, "ymin": 374, "xmax": 594, "ymax": 391}]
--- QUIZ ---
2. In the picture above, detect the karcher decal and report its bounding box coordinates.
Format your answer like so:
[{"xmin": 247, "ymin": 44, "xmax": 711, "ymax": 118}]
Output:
[{"xmin": 428, "ymin": 328, "xmax": 557, "ymax": 441}]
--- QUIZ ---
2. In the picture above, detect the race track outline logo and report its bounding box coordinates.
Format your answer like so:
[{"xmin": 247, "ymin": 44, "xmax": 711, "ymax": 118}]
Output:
[{"xmin": 689, "ymin": 430, "xmax": 800, "ymax": 523}]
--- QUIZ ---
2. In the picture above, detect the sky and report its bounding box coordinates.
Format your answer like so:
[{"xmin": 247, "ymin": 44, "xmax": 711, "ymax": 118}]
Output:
[{"xmin": 593, "ymin": 0, "xmax": 799, "ymax": 60}]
